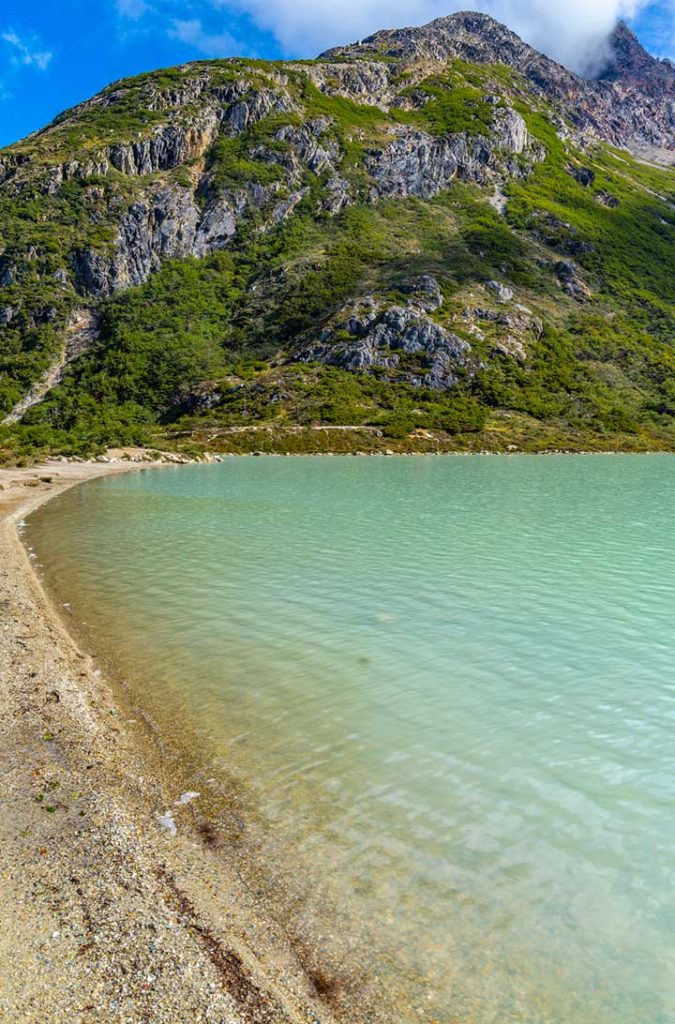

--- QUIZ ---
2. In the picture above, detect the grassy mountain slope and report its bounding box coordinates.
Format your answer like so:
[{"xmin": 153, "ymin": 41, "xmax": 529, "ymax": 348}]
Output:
[{"xmin": 0, "ymin": 16, "xmax": 674, "ymax": 460}]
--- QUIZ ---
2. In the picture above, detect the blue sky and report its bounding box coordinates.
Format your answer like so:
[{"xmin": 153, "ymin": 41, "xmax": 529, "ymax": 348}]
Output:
[{"xmin": 1, "ymin": 0, "xmax": 673, "ymax": 148}]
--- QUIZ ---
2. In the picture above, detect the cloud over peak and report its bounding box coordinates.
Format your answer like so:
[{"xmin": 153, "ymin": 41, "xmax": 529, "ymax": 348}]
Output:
[
  {"xmin": 168, "ymin": 18, "xmax": 239, "ymax": 57},
  {"xmin": 226, "ymin": 0, "xmax": 662, "ymax": 72},
  {"xmin": 115, "ymin": 0, "xmax": 675, "ymax": 74}
]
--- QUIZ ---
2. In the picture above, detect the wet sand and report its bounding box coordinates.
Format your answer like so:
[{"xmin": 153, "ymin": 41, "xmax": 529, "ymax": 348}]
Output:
[{"xmin": 0, "ymin": 460, "xmax": 348, "ymax": 1024}]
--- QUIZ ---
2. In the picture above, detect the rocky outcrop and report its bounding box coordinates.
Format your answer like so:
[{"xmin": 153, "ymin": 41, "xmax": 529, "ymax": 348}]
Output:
[
  {"xmin": 596, "ymin": 190, "xmax": 619, "ymax": 208},
  {"xmin": 0, "ymin": 153, "xmax": 29, "ymax": 187},
  {"xmin": 246, "ymin": 118, "xmax": 343, "ymax": 192},
  {"xmin": 567, "ymin": 164, "xmax": 595, "ymax": 187},
  {"xmin": 461, "ymin": 297, "xmax": 543, "ymax": 359},
  {"xmin": 322, "ymin": 176, "xmax": 351, "ymax": 214},
  {"xmin": 485, "ymin": 280, "xmax": 514, "ymax": 303},
  {"xmin": 191, "ymin": 198, "xmax": 238, "ymax": 257},
  {"xmin": 0, "ymin": 260, "xmax": 15, "ymax": 287},
  {"xmin": 491, "ymin": 107, "xmax": 530, "ymax": 153},
  {"xmin": 170, "ymin": 380, "xmax": 223, "ymax": 415},
  {"xmin": 367, "ymin": 108, "xmax": 540, "ymax": 199},
  {"xmin": 296, "ymin": 277, "xmax": 471, "ymax": 390},
  {"xmin": 275, "ymin": 118, "xmax": 342, "ymax": 175},
  {"xmin": 399, "ymin": 273, "xmax": 444, "ymax": 311},
  {"xmin": 72, "ymin": 186, "xmax": 237, "ymax": 296},
  {"xmin": 73, "ymin": 187, "xmax": 200, "ymax": 295},
  {"xmin": 107, "ymin": 112, "xmax": 220, "ymax": 176},
  {"xmin": 299, "ymin": 60, "xmax": 396, "ymax": 108},
  {"xmin": 554, "ymin": 260, "xmax": 592, "ymax": 298},
  {"xmin": 224, "ymin": 88, "xmax": 296, "ymax": 135},
  {"xmin": 368, "ymin": 130, "xmax": 481, "ymax": 198},
  {"xmin": 71, "ymin": 172, "xmax": 295, "ymax": 296},
  {"xmin": 66, "ymin": 111, "xmax": 346, "ymax": 297},
  {"xmin": 271, "ymin": 188, "xmax": 309, "ymax": 224},
  {"xmin": 16, "ymin": 83, "xmax": 297, "ymax": 199}
]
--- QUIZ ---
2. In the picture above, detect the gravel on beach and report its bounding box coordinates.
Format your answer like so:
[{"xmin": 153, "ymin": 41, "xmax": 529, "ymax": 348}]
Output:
[{"xmin": 0, "ymin": 462, "xmax": 346, "ymax": 1024}]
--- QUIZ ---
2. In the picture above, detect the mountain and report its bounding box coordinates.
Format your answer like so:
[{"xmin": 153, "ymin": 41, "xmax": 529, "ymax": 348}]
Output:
[
  {"xmin": 325, "ymin": 14, "xmax": 675, "ymax": 159},
  {"xmin": 0, "ymin": 12, "xmax": 674, "ymax": 459}
]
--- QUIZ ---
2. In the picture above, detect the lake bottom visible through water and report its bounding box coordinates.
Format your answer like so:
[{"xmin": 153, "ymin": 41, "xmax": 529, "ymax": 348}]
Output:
[{"xmin": 26, "ymin": 455, "xmax": 675, "ymax": 1023}]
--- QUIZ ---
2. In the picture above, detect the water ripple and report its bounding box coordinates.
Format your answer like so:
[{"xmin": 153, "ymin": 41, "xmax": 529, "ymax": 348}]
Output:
[{"xmin": 28, "ymin": 455, "xmax": 675, "ymax": 1024}]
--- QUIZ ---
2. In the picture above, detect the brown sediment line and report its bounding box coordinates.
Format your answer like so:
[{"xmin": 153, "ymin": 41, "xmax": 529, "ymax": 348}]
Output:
[{"xmin": 0, "ymin": 460, "xmax": 364, "ymax": 1024}]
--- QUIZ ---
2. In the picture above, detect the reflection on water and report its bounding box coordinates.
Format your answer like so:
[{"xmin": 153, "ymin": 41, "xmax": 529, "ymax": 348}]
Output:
[{"xmin": 28, "ymin": 456, "xmax": 675, "ymax": 1022}]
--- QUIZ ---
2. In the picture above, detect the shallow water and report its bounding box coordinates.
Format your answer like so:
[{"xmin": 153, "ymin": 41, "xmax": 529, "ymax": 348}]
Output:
[{"xmin": 28, "ymin": 456, "xmax": 675, "ymax": 1022}]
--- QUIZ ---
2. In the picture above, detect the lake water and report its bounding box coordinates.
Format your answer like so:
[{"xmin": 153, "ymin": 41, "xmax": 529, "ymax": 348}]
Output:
[{"xmin": 27, "ymin": 456, "xmax": 675, "ymax": 1022}]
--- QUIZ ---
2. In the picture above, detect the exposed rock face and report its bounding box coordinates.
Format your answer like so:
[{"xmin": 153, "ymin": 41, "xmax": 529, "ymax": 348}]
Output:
[
  {"xmin": 73, "ymin": 187, "xmax": 199, "ymax": 295},
  {"xmin": 276, "ymin": 119, "xmax": 342, "ymax": 176},
  {"xmin": 599, "ymin": 20, "xmax": 672, "ymax": 91},
  {"xmin": 107, "ymin": 113, "xmax": 220, "ymax": 176},
  {"xmin": 492, "ymin": 107, "xmax": 530, "ymax": 153},
  {"xmin": 596, "ymin": 190, "xmax": 619, "ymax": 208},
  {"xmin": 272, "ymin": 187, "xmax": 310, "ymax": 224},
  {"xmin": 71, "ymin": 184, "xmax": 243, "ymax": 295},
  {"xmin": 56, "ymin": 102, "xmax": 346, "ymax": 296},
  {"xmin": 323, "ymin": 12, "xmax": 675, "ymax": 162},
  {"xmin": 0, "ymin": 261, "xmax": 15, "ymax": 287},
  {"xmin": 297, "ymin": 277, "xmax": 471, "ymax": 390},
  {"xmin": 367, "ymin": 108, "xmax": 540, "ymax": 200},
  {"xmin": 399, "ymin": 274, "xmax": 444, "ymax": 311},
  {"xmin": 299, "ymin": 60, "xmax": 395, "ymax": 107},
  {"xmin": 322, "ymin": 176, "xmax": 351, "ymax": 214},
  {"xmin": 224, "ymin": 88, "xmax": 296, "ymax": 135},
  {"xmin": 368, "ymin": 130, "xmax": 474, "ymax": 199},
  {"xmin": 192, "ymin": 199, "xmax": 238, "ymax": 257},
  {"xmin": 170, "ymin": 380, "xmax": 223, "ymax": 415}
]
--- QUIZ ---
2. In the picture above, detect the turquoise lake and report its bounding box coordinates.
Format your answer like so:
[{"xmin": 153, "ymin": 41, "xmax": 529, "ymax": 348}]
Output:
[{"xmin": 27, "ymin": 455, "xmax": 675, "ymax": 1022}]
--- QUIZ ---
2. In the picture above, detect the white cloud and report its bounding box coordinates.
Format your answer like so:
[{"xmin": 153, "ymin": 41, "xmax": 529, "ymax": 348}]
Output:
[
  {"xmin": 168, "ymin": 17, "xmax": 238, "ymax": 55},
  {"xmin": 1, "ymin": 28, "xmax": 52, "ymax": 70},
  {"xmin": 115, "ymin": 0, "xmax": 675, "ymax": 72},
  {"xmin": 116, "ymin": 0, "xmax": 152, "ymax": 19}
]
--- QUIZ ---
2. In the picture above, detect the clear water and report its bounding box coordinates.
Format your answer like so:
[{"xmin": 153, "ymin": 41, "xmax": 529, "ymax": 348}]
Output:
[{"xmin": 27, "ymin": 456, "xmax": 675, "ymax": 1022}]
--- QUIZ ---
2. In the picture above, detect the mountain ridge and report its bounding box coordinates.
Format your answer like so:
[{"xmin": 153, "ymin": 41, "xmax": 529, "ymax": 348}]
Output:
[
  {"xmin": 0, "ymin": 12, "xmax": 673, "ymax": 460},
  {"xmin": 322, "ymin": 12, "xmax": 675, "ymax": 162}
]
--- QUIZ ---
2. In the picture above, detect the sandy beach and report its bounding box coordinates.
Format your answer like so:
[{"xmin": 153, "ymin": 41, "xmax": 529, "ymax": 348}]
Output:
[{"xmin": 0, "ymin": 460, "xmax": 349, "ymax": 1024}]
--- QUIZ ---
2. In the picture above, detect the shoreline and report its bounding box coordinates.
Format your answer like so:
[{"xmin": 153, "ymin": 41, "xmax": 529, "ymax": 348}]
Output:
[
  {"xmin": 3, "ymin": 451, "xmax": 671, "ymax": 1021},
  {"xmin": 0, "ymin": 460, "xmax": 352, "ymax": 1023}
]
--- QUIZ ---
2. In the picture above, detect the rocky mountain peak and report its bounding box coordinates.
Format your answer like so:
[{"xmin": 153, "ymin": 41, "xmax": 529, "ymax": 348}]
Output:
[
  {"xmin": 322, "ymin": 11, "xmax": 674, "ymax": 163},
  {"xmin": 598, "ymin": 20, "xmax": 674, "ymax": 89},
  {"xmin": 322, "ymin": 11, "xmax": 532, "ymax": 65}
]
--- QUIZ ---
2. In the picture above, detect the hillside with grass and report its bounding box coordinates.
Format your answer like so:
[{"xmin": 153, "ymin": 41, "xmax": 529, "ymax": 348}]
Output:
[{"xmin": 0, "ymin": 12, "xmax": 674, "ymax": 460}]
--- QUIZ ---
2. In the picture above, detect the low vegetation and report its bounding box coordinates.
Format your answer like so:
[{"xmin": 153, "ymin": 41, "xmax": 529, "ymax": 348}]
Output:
[{"xmin": 0, "ymin": 49, "xmax": 674, "ymax": 462}]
